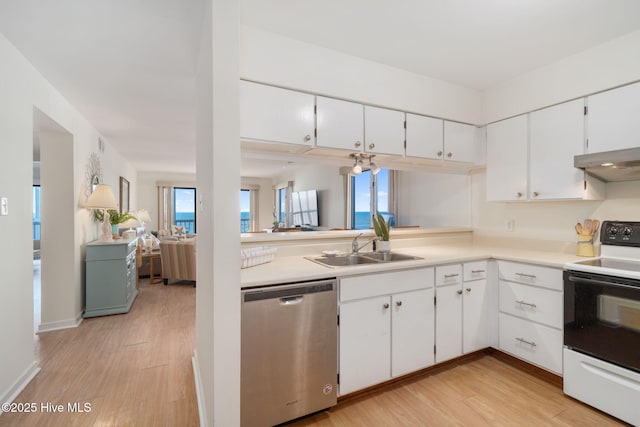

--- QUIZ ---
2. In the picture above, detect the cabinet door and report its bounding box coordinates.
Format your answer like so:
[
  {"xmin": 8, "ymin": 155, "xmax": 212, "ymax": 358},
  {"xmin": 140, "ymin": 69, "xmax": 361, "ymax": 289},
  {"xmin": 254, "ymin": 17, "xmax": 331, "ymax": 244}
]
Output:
[
  {"xmin": 588, "ymin": 82, "xmax": 640, "ymax": 153},
  {"xmin": 339, "ymin": 296, "xmax": 391, "ymax": 395},
  {"xmin": 486, "ymin": 115, "xmax": 528, "ymax": 201},
  {"xmin": 444, "ymin": 121, "xmax": 477, "ymax": 163},
  {"xmin": 463, "ymin": 279, "xmax": 489, "ymax": 353},
  {"xmin": 405, "ymin": 113, "xmax": 443, "ymax": 159},
  {"xmin": 316, "ymin": 96, "xmax": 364, "ymax": 151},
  {"xmin": 364, "ymin": 106, "xmax": 405, "ymax": 156},
  {"xmin": 391, "ymin": 288, "xmax": 434, "ymax": 377},
  {"xmin": 239, "ymin": 81, "xmax": 315, "ymax": 146},
  {"xmin": 435, "ymin": 283, "xmax": 462, "ymax": 363},
  {"xmin": 529, "ymin": 99, "xmax": 587, "ymax": 200}
]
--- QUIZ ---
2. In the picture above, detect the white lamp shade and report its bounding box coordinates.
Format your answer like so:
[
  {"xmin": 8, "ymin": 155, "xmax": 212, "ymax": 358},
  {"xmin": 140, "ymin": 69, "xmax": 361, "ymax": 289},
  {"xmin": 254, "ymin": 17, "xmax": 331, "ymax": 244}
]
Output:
[
  {"xmin": 135, "ymin": 209, "xmax": 151, "ymax": 224},
  {"xmin": 86, "ymin": 184, "xmax": 117, "ymax": 209}
]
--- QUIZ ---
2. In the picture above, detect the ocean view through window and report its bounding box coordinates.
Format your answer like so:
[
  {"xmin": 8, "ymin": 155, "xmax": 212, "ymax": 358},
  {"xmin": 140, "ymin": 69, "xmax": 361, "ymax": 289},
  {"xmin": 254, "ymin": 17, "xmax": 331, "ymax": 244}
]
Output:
[
  {"xmin": 241, "ymin": 189, "xmax": 250, "ymax": 232},
  {"xmin": 351, "ymin": 168, "xmax": 395, "ymax": 229},
  {"xmin": 173, "ymin": 187, "xmax": 196, "ymax": 234}
]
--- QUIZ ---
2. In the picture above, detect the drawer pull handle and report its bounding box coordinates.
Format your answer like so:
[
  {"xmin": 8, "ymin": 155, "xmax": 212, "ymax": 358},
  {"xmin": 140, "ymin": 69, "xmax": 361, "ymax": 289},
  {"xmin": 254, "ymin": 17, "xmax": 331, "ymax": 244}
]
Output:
[
  {"xmin": 383, "ymin": 303, "xmax": 390, "ymax": 309},
  {"xmin": 471, "ymin": 269, "xmax": 485, "ymax": 273},
  {"xmin": 396, "ymin": 301, "xmax": 402, "ymax": 307},
  {"xmin": 516, "ymin": 300, "xmax": 537, "ymax": 309},
  {"xmin": 456, "ymin": 290, "xmax": 463, "ymax": 295},
  {"xmin": 466, "ymin": 288, "xmax": 472, "ymax": 292},
  {"xmin": 515, "ymin": 337, "xmax": 537, "ymax": 347},
  {"xmin": 444, "ymin": 273, "xmax": 459, "ymax": 278},
  {"xmin": 515, "ymin": 272, "xmax": 536, "ymax": 279}
]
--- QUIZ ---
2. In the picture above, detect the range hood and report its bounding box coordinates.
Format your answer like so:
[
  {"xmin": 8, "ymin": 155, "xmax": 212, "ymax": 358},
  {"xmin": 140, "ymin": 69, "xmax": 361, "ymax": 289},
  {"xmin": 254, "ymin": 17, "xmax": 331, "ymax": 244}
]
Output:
[{"xmin": 574, "ymin": 147, "xmax": 640, "ymax": 182}]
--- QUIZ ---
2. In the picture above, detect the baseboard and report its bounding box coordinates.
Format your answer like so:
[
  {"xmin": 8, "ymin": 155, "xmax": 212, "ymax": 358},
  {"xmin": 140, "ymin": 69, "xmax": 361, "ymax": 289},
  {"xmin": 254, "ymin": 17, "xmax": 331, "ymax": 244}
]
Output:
[
  {"xmin": 0, "ymin": 362, "xmax": 40, "ymax": 414},
  {"xmin": 490, "ymin": 348, "xmax": 563, "ymax": 387},
  {"xmin": 37, "ymin": 312, "xmax": 83, "ymax": 334},
  {"xmin": 192, "ymin": 351, "xmax": 208, "ymax": 427}
]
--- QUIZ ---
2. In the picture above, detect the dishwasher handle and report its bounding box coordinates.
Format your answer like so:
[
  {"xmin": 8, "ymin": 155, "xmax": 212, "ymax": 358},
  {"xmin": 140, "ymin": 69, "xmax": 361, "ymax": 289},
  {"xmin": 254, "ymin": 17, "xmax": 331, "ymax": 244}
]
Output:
[
  {"xmin": 243, "ymin": 279, "xmax": 336, "ymax": 303},
  {"xmin": 280, "ymin": 296, "xmax": 304, "ymax": 305}
]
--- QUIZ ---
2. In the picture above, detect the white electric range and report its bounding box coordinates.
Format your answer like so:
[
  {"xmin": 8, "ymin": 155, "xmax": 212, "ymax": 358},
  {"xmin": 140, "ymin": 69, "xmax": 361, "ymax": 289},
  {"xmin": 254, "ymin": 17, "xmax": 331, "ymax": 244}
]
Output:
[{"xmin": 563, "ymin": 220, "xmax": 640, "ymax": 426}]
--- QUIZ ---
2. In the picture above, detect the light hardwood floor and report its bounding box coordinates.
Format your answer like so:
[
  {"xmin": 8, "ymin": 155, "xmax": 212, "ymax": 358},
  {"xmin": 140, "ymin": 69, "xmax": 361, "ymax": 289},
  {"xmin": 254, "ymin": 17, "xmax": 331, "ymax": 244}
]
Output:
[
  {"xmin": 1, "ymin": 279, "xmax": 628, "ymax": 427},
  {"xmin": 291, "ymin": 355, "xmax": 628, "ymax": 427},
  {"xmin": 0, "ymin": 278, "xmax": 198, "ymax": 427}
]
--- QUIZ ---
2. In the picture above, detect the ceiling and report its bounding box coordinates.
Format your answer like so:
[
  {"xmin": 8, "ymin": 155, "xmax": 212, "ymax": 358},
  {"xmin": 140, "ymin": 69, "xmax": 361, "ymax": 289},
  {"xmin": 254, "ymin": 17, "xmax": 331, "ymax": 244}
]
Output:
[{"xmin": 1, "ymin": 1, "xmax": 640, "ymax": 176}]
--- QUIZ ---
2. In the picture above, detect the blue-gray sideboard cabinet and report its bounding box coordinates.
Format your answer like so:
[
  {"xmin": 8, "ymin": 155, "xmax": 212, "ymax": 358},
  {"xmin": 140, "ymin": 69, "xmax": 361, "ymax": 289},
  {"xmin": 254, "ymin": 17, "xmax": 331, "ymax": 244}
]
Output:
[{"xmin": 84, "ymin": 237, "xmax": 138, "ymax": 317}]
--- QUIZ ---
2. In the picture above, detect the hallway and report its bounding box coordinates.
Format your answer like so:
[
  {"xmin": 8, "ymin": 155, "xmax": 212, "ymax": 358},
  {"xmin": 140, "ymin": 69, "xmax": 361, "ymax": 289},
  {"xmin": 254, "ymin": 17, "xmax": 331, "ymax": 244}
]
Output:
[{"xmin": 0, "ymin": 279, "xmax": 198, "ymax": 426}]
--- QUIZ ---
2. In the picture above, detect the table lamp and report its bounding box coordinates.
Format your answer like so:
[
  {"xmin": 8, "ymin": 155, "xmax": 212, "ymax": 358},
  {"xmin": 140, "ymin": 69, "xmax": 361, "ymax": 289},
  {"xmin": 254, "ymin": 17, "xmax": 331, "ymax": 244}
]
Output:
[{"xmin": 86, "ymin": 184, "xmax": 118, "ymax": 242}]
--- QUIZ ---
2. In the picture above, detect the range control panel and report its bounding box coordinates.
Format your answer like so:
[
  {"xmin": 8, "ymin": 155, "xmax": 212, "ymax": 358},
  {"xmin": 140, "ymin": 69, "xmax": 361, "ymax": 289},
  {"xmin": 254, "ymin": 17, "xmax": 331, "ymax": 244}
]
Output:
[{"xmin": 601, "ymin": 221, "xmax": 640, "ymax": 246}]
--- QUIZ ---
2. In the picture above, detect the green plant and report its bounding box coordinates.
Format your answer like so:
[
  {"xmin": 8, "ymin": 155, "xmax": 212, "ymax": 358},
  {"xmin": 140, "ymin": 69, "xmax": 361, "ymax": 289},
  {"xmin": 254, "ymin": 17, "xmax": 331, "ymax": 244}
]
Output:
[
  {"xmin": 372, "ymin": 211, "xmax": 391, "ymax": 241},
  {"xmin": 93, "ymin": 209, "xmax": 136, "ymax": 225}
]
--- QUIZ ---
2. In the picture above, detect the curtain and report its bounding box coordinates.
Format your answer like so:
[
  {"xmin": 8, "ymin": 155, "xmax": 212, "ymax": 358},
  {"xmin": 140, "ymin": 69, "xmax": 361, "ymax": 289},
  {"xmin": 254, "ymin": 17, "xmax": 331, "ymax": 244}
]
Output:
[{"xmin": 157, "ymin": 185, "xmax": 173, "ymax": 232}]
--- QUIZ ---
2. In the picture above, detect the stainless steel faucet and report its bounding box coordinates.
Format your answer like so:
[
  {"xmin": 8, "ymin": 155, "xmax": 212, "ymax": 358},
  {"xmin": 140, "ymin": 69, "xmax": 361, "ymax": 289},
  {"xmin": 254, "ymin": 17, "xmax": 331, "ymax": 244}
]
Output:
[{"xmin": 352, "ymin": 233, "xmax": 376, "ymax": 254}]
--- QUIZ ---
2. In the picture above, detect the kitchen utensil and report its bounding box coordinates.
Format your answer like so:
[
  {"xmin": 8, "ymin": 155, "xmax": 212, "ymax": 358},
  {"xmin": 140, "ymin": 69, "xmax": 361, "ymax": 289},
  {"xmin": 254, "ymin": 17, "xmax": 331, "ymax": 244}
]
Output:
[
  {"xmin": 576, "ymin": 223, "xmax": 583, "ymax": 235},
  {"xmin": 584, "ymin": 219, "xmax": 592, "ymax": 234},
  {"xmin": 592, "ymin": 220, "xmax": 600, "ymax": 235}
]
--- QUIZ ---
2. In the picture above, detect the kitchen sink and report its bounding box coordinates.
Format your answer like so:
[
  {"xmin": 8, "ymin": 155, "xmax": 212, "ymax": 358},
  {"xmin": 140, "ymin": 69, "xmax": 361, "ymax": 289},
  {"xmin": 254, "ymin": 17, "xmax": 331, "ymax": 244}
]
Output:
[
  {"xmin": 357, "ymin": 251, "xmax": 422, "ymax": 262},
  {"xmin": 306, "ymin": 252, "xmax": 423, "ymax": 268},
  {"xmin": 307, "ymin": 253, "xmax": 381, "ymax": 267}
]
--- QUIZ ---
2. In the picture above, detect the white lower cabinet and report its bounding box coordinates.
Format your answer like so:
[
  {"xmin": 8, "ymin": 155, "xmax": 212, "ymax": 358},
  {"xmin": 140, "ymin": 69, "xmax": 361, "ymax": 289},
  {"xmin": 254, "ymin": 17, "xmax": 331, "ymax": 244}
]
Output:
[
  {"xmin": 499, "ymin": 313, "xmax": 563, "ymax": 374},
  {"xmin": 435, "ymin": 262, "xmax": 490, "ymax": 363},
  {"xmin": 463, "ymin": 278, "xmax": 489, "ymax": 353},
  {"xmin": 339, "ymin": 295, "xmax": 392, "ymax": 394},
  {"xmin": 392, "ymin": 289, "xmax": 435, "ymax": 377},
  {"xmin": 435, "ymin": 281, "xmax": 463, "ymax": 363},
  {"xmin": 497, "ymin": 261, "xmax": 563, "ymax": 374},
  {"xmin": 339, "ymin": 268, "xmax": 434, "ymax": 395}
]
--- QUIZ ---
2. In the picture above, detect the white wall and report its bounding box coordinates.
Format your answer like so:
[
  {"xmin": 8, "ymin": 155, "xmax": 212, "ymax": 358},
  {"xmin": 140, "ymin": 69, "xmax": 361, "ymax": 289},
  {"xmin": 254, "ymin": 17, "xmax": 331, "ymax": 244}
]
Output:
[
  {"xmin": 275, "ymin": 165, "xmax": 345, "ymax": 229},
  {"xmin": 0, "ymin": 31, "xmax": 136, "ymax": 404},
  {"xmin": 484, "ymin": 30, "xmax": 640, "ymax": 123},
  {"xmin": 397, "ymin": 171, "xmax": 471, "ymax": 228},
  {"xmin": 240, "ymin": 26, "xmax": 483, "ymax": 125},
  {"xmin": 137, "ymin": 171, "xmax": 196, "ymax": 232},
  {"xmin": 194, "ymin": 0, "xmax": 240, "ymax": 425}
]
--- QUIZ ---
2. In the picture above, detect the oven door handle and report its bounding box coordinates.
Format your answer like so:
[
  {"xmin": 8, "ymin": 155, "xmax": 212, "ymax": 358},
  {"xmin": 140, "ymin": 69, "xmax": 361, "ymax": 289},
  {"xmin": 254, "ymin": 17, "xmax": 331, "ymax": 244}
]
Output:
[{"xmin": 567, "ymin": 274, "xmax": 640, "ymax": 291}]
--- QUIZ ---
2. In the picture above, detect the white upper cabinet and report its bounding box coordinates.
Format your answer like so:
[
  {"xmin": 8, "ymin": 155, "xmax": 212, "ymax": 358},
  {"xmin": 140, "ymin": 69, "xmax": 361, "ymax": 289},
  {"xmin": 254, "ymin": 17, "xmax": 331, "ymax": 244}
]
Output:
[
  {"xmin": 405, "ymin": 113, "xmax": 443, "ymax": 159},
  {"xmin": 405, "ymin": 116, "xmax": 480, "ymax": 164},
  {"xmin": 443, "ymin": 121, "xmax": 478, "ymax": 163},
  {"xmin": 364, "ymin": 106, "xmax": 405, "ymax": 156},
  {"xmin": 316, "ymin": 96, "xmax": 364, "ymax": 151},
  {"xmin": 587, "ymin": 81, "xmax": 640, "ymax": 153},
  {"xmin": 529, "ymin": 99, "xmax": 589, "ymax": 200},
  {"xmin": 239, "ymin": 80, "xmax": 315, "ymax": 146},
  {"xmin": 486, "ymin": 115, "xmax": 528, "ymax": 201}
]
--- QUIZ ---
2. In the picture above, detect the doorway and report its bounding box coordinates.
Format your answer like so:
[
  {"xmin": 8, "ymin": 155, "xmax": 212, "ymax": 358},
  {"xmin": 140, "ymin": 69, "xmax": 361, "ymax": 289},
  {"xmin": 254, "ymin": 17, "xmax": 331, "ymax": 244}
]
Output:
[{"xmin": 33, "ymin": 109, "xmax": 75, "ymax": 333}]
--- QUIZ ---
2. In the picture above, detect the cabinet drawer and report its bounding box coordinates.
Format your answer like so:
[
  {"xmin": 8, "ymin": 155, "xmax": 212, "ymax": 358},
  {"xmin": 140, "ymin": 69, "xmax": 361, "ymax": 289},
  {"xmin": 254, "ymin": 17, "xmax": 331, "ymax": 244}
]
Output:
[
  {"xmin": 499, "ymin": 281, "xmax": 562, "ymax": 329},
  {"xmin": 499, "ymin": 313, "xmax": 562, "ymax": 374},
  {"xmin": 435, "ymin": 264, "xmax": 462, "ymax": 287},
  {"xmin": 340, "ymin": 268, "xmax": 433, "ymax": 302},
  {"xmin": 498, "ymin": 261, "xmax": 562, "ymax": 291},
  {"xmin": 463, "ymin": 261, "xmax": 487, "ymax": 282}
]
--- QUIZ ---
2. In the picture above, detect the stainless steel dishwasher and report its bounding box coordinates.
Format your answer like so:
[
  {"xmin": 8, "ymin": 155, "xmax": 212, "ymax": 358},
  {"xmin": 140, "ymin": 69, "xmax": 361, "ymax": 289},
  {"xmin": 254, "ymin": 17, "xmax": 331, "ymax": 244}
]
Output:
[{"xmin": 241, "ymin": 279, "xmax": 337, "ymax": 427}]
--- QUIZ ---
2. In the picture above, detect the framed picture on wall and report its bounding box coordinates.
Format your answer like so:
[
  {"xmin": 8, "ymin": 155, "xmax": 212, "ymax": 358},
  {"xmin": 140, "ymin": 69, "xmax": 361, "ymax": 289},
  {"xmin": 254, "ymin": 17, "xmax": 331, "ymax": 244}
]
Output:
[{"xmin": 119, "ymin": 176, "xmax": 130, "ymax": 213}]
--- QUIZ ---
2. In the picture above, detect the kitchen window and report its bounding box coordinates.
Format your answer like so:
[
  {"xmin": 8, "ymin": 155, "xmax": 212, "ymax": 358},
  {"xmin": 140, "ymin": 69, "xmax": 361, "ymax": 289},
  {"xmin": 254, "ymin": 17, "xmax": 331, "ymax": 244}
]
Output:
[{"xmin": 347, "ymin": 168, "xmax": 396, "ymax": 230}]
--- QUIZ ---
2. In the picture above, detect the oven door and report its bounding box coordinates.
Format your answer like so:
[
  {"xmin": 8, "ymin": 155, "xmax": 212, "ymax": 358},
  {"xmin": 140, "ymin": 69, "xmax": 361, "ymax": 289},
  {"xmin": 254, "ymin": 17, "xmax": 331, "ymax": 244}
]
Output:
[{"xmin": 564, "ymin": 270, "xmax": 640, "ymax": 373}]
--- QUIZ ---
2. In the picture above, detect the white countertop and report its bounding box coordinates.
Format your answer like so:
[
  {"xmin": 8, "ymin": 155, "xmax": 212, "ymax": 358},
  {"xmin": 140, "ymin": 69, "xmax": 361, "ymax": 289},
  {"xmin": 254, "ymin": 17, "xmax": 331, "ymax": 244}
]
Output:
[{"xmin": 240, "ymin": 243, "xmax": 584, "ymax": 288}]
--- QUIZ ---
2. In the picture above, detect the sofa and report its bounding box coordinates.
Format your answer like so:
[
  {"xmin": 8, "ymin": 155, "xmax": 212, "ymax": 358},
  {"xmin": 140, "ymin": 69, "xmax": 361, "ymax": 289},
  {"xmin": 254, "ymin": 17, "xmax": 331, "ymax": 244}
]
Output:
[{"xmin": 159, "ymin": 239, "xmax": 196, "ymax": 286}]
